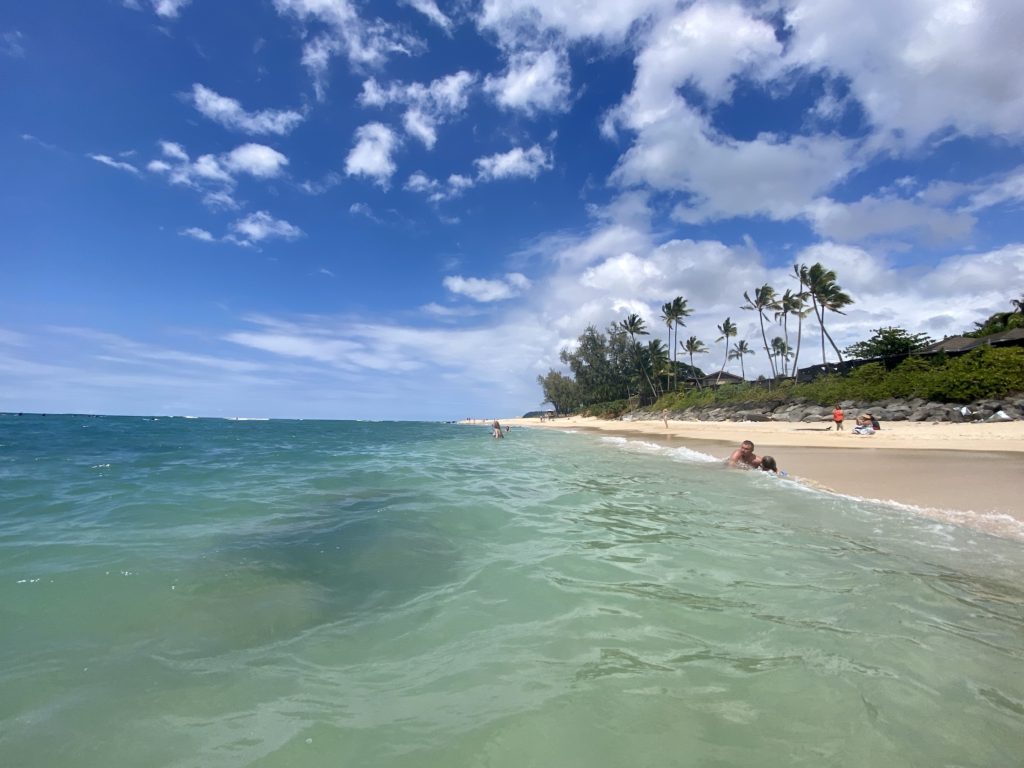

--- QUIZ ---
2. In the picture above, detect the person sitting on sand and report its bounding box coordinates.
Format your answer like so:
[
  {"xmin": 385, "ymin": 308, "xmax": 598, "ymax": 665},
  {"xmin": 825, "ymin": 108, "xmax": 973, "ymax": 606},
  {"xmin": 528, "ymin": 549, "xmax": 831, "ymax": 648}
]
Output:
[
  {"xmin": 727, "ymin": 440, "xmax": 761, "ymax": 469},
  {"xmin": 852, "ymin": 414, "xmax": 875, "ymax": 436}
]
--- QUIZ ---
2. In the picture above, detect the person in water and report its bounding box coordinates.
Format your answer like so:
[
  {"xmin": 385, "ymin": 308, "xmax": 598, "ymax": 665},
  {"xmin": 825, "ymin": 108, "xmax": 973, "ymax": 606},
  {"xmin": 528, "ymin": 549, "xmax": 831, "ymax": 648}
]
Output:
[
  {"xmin": 727, "ymin": 440, "xmax": 761, "ymax": 469},
  {"xmin": 492, "ymin": 419, "xmax": 504, "ymax": 439}
]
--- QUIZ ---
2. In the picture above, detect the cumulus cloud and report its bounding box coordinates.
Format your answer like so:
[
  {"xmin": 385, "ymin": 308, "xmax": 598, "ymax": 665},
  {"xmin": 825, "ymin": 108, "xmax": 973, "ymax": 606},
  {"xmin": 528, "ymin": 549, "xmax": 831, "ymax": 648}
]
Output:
[
  {"xmin": 783, "ymin": 0, "xmax": 1024, "ymax": 145},
  {"xmin": 484, "ymin": 48, "xmax": 571, "ymax": 114},
  {"xmin": 190, "ymin": 84, "xmax": 305, "ymax": 135},
  {"xmin": 230, "ymin": 211, "xmax": 304, "ymax": 245},
  {"xmin": 180, "ymin": 227, "xmax": 217, "ymax": 242},
  {"xmin": 153, "ymin": 0, "xmax": 191, "ymax": 18},
  {"xmin": 475, "ymin": 145, "xmax": 552, "ymax": 181},
  {"xmin": 443, "ymin": 273, "xmax": 532, "ymax": 302},
  {"xmin": 359, "ymin": 71, "xmax": 476, "ymax": 148},
  {"xmin": 345, "ymin": 123, "xmax": 400, "ymax": 186},
  {"xmin": 222, "ymin": 143, "xmax": 289, "ymax": 178},
  {"xmin": 803, "ymin": 195, "xmax": 975, "ymax": 244},
  {"xmin": 146, "ymin": 141, "xmax": 288, "ymax": 206}
]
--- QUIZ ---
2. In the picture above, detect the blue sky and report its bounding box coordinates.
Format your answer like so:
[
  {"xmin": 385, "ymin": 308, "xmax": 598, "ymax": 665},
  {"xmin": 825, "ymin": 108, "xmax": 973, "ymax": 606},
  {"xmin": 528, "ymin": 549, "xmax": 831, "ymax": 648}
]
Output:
[{"xmin": 2, "ymin": 0, "xmax": 1023, "ymax": 419}]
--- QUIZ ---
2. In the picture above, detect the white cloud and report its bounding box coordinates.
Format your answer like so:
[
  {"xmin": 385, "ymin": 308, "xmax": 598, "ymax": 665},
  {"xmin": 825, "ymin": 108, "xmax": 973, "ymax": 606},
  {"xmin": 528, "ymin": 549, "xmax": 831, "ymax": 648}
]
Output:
[
  {"xmin": 1, "ymin": 30, "xmax": 26, "ymax": 58},
  {"xmin": 803, "ymin": 195, "xmax": 975, "ymax": 244},
  {"xmin": 223, "ymin": 143, "xmax": 289, "ymax": 178},
  {"xmin": 475, "ymin": 145, "xmax": 552, "ymax": 181},
  {"xmin": 359, "ymin": 71, "xmax": 476, "ymax": 148},
  {"xmin": 89, "ymin": 154, "xmax": 140, "ymax": 174},
  {"xmin": 404, "ymin": 172, "xmax": 439, "ymax": 194},
  {"xmin": 153, "ymin": 0, "xmax": 191, "ymax": 18},
  {"xmin": 964, "ymin": 166, "xmax": 1024, "ymax": 212},
  {"xmin": 783, "ymin": 0, "xmax": 1024, "ymax": 145},
  {"xmin": 443, "ymin": 273, "xmax": 531, "ymax": 302},
  {"xmin": 146, "ymin": 141, "xmax": 288, "ymax": 205},
  {"xmin": 190, "ymin": 84, "xmax": 305, "ymax": 135},
  {"xmin": 349, "ymin": 202, "xmax": 380, "ymax": 221},
  {"xmin": 272, "ymin": 0, "xmax": 424, "ymax": 99},
  {"xmin": 476, "ymin": 0, "xmax": 676, "ymax": 46},
  {"xmin": 231, "ymin": 211, "xmax": 304, "ymax": 244},
  {"xmin": 180, "ymin": 227, "xmax": 217, "ymax": 242},
  {"xmin": 484, "ymin": 48, "xmax": 571, "ymax": 114},
  {"xmin": 403, "ymin": 0, "xmax": 453, "ymax": 32},
  {"xmin": 345, "ymin": 123, "xmax": 400, "ymax": 186}
]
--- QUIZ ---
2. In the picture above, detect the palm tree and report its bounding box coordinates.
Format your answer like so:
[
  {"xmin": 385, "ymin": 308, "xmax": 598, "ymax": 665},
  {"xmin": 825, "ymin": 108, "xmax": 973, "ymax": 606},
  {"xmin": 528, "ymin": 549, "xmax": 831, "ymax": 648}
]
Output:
[
  {"xmin": 742, "ymin": 284, "xmax": 781, "ymax": 379},
  {"xmin": 715, "ymin": 317, "xmax": 737, "ymax": 385},
  {"xmin": 682, "ymin": 335, "xmax": 708, "ymax": 391},
  {"xmin": 646, "ymin": 339, "xmax": 670, "ymax": 396},
  {"xmin": 791, "ymin": 265, "xmax": 809, "ymax": 379},
  {"xmin": 619, "ymin": 313, "xmax": 658, "ymax": 402},
  {"xmin": 774, "ymin": 288, "xmax": 806, "ymax": 378},
  {"xmin": 799, "ymin": 263, "xmax": 853, "ymax": 365},
  {"xmin": 771, "ymin": 336, "xmax": 792, "ymax": 374},
  {"xmin": 729, "ymin": 340, "xmax": 754, "ymax": 380},
  {"xmin": 660, "ymin": 297, "xmax": 693, "ymax": 392}
]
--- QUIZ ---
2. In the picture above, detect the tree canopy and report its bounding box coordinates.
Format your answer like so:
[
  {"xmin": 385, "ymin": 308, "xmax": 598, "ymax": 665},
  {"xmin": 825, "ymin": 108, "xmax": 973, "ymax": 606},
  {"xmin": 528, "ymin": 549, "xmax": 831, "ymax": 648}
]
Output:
[{"xmin": 844, "ymin": 326, "xmax": 934, "ymax": 359}]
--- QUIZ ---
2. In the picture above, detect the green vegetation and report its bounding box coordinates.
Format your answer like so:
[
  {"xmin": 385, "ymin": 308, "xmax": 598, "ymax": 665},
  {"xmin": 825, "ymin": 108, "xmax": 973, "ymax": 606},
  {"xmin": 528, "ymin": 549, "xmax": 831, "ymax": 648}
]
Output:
[
  {"xmin": 966, "ymin": 294, "xmax": 1024, "ymax": 337},
  {"xmin": 844, "ymin": 326, "xmax": 933, "ymax": 359},
  {"xmin": 653, "ymin": 347, "xmax": 1024, "ymax": 410},
  {"xmin": 536, "ymin": 260, "xmax": 1022, "ymax": 416}
]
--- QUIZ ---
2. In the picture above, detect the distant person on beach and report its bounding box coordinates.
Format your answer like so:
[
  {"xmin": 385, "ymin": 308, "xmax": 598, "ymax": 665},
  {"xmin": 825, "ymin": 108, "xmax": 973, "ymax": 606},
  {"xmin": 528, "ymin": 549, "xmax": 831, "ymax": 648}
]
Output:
[
  {"xmin": 661, "ymin": 409, "xmax": 669, "ymax": 428},
  {"xmin": 492, "ymin": 419, "xmax": 503, "ymax": 439},
  {"xmin": 852, "ymin": 414, "xmax": 875, "ymax": 436},
  {"xmin": 833, "ymin": 405, "xmax": 844, "ymax": 431},
  {"xmin": 727, "ymin": 440, "xmax": 761, "ymax": 469}
]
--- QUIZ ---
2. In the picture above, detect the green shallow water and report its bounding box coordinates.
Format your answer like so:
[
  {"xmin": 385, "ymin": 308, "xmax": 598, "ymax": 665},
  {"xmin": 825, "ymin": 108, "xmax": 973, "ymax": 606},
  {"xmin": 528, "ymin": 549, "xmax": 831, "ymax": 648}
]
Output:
[{"xmin": 1, "ymin": 415, "xmax": 1022, "ymax": 767}]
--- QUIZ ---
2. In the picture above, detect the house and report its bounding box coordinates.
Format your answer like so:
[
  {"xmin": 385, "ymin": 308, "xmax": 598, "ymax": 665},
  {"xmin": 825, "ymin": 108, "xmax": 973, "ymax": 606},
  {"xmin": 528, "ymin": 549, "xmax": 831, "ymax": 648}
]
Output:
[
  {"xmin": 916, "ymin": 328, "xmax": 1024, "ymax": 355},
  {"xmin": 685, "ymin": 371, "xmax": 746, "ymax": 388}
]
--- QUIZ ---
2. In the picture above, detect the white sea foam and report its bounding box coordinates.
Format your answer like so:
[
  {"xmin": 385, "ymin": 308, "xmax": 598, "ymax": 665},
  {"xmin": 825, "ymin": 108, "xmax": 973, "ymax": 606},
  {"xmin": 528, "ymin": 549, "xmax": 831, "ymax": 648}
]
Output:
[{"xmin": 598, "ymin": 435, "xmax": 719, "ymax": 463}]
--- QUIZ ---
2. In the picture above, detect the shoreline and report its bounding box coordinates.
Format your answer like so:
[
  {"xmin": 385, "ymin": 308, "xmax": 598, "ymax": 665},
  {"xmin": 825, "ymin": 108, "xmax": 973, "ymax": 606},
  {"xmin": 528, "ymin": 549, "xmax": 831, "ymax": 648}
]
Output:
[{"xmin": 476, "ymin": 416, "xmax": 1024, "ymax": 538}]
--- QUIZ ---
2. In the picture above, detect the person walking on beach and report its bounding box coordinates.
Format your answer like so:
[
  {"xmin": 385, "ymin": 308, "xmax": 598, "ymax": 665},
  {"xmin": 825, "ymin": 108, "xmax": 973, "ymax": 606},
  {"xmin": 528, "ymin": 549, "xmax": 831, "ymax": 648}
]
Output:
[
  {"xmin": 833, "ymin": 404, "xmax": 844, "ymax": 431},
  {"xmin": 492, "ymin": 419, "xmax": 504, "ymax": 439},
  {"xmin": 727, "ymin": 440, "xmax": 761, "ymax": 469}
]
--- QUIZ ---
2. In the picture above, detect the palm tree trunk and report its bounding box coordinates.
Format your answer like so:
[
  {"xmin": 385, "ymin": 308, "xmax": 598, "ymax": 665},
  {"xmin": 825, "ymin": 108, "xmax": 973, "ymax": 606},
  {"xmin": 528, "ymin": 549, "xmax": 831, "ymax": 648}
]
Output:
[
  {"xmin": 782, "ymin": 315, "xmax": 790, "ymax": 377},
  {"xmin": 758, "ymin": 314, "xmax": 776, "ymax": 379},
  {"xmin": 792, "ymin": 311, "xmax": 803, "ymax": 382},
  {"xmin": 821, "ymin": 320, "xmax": 844, "ymax": 364},
  {"xmin": 689, "ymin": 352, "xmax": 702, "ymax": 391}
]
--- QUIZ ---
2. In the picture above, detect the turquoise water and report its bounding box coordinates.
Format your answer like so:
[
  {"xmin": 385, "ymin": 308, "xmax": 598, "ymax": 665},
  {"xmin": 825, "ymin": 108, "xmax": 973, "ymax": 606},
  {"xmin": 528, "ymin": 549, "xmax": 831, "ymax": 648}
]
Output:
[{"xmin": 1, "ymin": 415, "xmax": 1022, "ymax": 767}]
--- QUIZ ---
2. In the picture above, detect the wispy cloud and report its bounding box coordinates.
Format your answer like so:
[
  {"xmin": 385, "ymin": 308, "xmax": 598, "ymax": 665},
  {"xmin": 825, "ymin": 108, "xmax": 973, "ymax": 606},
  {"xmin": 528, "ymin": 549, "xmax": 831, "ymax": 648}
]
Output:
[
  {"xmin": 1, "ymin": 30, "xmax": 26, "ymax": 58},
  {"xmin": 190, "ymin": 84, "xmax": 305, "ymax": 135},
  {"xmin": 89, "ymin": 154, "xmax": 141, "ymax": 174}
]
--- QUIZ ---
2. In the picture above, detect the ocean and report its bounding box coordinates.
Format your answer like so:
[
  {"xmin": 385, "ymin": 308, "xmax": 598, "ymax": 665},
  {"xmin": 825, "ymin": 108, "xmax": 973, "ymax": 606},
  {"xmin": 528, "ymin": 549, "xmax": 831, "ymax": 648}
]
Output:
[{"xmin": 1, "ymin": 415, "xmax": 1022, "ymax": 767}]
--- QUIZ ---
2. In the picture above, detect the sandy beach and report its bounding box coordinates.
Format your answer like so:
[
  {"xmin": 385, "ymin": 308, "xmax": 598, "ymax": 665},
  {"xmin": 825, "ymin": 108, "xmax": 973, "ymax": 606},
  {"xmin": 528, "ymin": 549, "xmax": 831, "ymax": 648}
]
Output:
[{"xmin": 480, "ymin": 416, "xmax": 1024, "ymax": 537}]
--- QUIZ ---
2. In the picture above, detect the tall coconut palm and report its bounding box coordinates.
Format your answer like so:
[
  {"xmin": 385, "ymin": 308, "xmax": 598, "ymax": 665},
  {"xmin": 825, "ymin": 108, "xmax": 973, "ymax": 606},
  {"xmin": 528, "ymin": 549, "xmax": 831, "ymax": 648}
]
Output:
[
  {"xmin": 774, "ymin": 288, "xmax": 806, "ymax": 377},
  {"xmin": 811, "ymin": 266, "xmax": 854, "ymax": 363},
  {"xmin": 646, "ymin": 339, "xmax": 670, "ymax": 396},
  {"xmin": 798, "ymin": 263, "xmax": 853, "ymax": 365},
  {"xmin": 771, "ymin": 336, "xmax": 792, "ymax": 374},
  {"xmin": 619, "ymin": 313, "xmax": 658, "ymax": 402},
  {"xmin": 660, "ymin": 297, "xmax": 692, "ymax": 392},
  {"xmin": 729, "ymin": 340, "xmax": 754, "ymax": 380},
  {"xmin": 715, "ymin": 317, "xmax": 737, "ymax": 385},
  {"xmin": 682, "ymin": 335, "xmax": 708, "ymax": 391},
  {"xmin": 742, "ymin": 284, "xmax": 781, "ymax": 379}
]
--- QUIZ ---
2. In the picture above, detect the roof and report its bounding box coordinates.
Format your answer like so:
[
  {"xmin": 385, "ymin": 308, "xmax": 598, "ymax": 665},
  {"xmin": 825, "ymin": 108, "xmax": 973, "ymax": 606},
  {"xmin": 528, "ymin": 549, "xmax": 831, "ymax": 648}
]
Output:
[{"xmin": 919, "ymin": 327, "xmax": 1024, "ymax": 354}]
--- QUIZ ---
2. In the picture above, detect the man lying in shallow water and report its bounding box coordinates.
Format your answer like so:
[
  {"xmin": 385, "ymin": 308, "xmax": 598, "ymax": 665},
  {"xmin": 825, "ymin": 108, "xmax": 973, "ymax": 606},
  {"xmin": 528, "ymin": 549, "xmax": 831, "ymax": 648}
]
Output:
[{"xmin": 727, "ymin": 439, "xmax": 761, "ymax": 469}]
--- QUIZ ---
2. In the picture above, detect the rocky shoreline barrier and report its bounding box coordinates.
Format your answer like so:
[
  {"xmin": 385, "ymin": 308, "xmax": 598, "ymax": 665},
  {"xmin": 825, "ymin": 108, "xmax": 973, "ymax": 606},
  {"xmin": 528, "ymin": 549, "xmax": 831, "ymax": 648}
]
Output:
[{"xmin": 627, "ymin": 395, "xmax": 1024, "ymax": 424}]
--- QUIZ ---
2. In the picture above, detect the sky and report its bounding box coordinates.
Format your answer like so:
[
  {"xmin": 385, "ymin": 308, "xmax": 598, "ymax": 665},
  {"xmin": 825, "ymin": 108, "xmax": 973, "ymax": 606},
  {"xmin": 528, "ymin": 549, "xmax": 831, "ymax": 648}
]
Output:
[{"xmin": 2, "ymin": 0, "xmax": 1023, "ymax": 420}]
